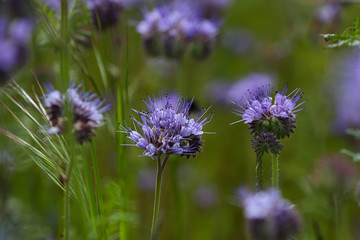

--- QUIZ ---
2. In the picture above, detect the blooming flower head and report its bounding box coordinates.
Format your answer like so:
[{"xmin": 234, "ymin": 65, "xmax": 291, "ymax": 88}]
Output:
[
  {"xmin": 121, "ymin": 91, "xmax": 213, "ymax": 158},
  {"xmin": 232, "ymin": 84, "xmax": 305, "ymax": 139},
  {"xmin": 238, "ymin": 188, "xmax": 302, "ymax": 240},
  {"xmin": 67, "ymin": 84, "xmax": 111, "ymax": 143}
]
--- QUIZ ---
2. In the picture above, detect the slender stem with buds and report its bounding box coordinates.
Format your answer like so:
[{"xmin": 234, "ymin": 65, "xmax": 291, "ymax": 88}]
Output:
[
  {"xmin": 255, "ymin": 154, "xmax": 263, "ymax": 192},
  {"xmin": 272, "ymin": 154, "xmax": 279, "ymax": 188}
]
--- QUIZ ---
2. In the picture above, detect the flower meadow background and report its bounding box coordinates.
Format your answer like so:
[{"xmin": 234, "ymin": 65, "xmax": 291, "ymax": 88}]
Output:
[{"xmin": 1, "ymin": 0, "xmax": 360, "ymax": 240}]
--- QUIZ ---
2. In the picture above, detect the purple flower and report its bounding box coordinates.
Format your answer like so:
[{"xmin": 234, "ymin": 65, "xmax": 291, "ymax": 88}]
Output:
[
  {"xmin": 0, "ymin": 18, "xmax": 33, "ymax": 84},
  {"xmin": 334, "ymin": 51, "xmax": 360, "ymax": 131},
  {"xmin": 121, "ymin": 91, "xmax": 213, "ymax": 158},
  {"xmin": 238, "ymin": 188, "xmax": 302, "ymax": 240},
  {"xmin": 43, "ymin": 84, "xmax": 65, "ymax": 134},
  {"xmin": 228, "ymin": 73, "xmax": 274, "ymax": 104},
  {"xmin": 232, "ymin": 84, "xmax": 305, "ymax": 139},
  {"xmin": 315, "ymin": 3, "xmax": 341, "ymax": 24},
  {"xmin": 87, "ymin": 0, "xmax": 124, "ymax": 30},
  {"xmin": 136, "ymin": 1, "xmax": 221, "ymax": 59},
  {"xmin": 67, "ymin": 84, "xmax": 111, "ymax": 143}
]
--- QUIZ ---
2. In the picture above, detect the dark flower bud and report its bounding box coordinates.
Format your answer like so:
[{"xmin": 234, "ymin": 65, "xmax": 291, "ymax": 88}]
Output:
[{"xmin": 251, "ymin": 132, "xmax": 284, "ymax": 156}]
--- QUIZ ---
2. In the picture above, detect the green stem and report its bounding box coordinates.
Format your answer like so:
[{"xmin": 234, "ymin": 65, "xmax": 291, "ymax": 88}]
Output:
[
  {"xmin": 60, "ymin": 0, "xmax": 69, "ymax": 89},
  {"xmin": 81, "ymin": 146, "xmax": 98, "ymax": 236},
  {"xmin": 90, "ymin": 141, "xmax": 107, "ymax": 240},
  {"xmin": 150, "ymin": 155, "xmax": 166, "ymax": 240},
  {"xmin": 255, "ymin": 154, "xmax": 263, "ymax": 192},
  {"xmin": 64, "ymin": 155, "xmax": 75, "ymax": 240},
  {"xmin": 272, "ymin": 154, "xmax": 279, "ymax": 189},
  {"xmin": 116, "ymin": 71, "xmax": 128, "ymax": 240}
]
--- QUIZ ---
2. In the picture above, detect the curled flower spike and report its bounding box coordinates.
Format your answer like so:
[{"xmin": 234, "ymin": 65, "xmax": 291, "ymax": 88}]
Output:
[
  {"xmin": 238, "ymin": 188, "xmax": 302, "ymax": 240},
  {"xmin": 251, "ymin": 132, "xmax": 284, "ymax": 156},
  {"xmin": 121, "ymin": 91, "xmax": 213, "ymax": 158},
  {"xmin": 67, "ymin": 84, "xmax": 111, "ymax": 143},
  {"xmin": 232, "ymin": 84, "xmax": 305, "ymax": 139}
]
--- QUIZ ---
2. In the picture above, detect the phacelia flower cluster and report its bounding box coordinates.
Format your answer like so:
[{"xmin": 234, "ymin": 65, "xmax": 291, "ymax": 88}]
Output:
[
  {"xmin": 0, "ymin": 18, "xmax": 33, "ymax": 85},
  {"xmin": 238, "ymin": 188, "xmax": 302, "ymax": 240},
  {"xmin": 121, "ymin": 91, "xmax": 213, "ymax": 158},
  {"xmin": 42, "ymin": 83, "xmax": 110, "ymax": 143},
  {"xmin": 232, "ymin": 84, "xmax": 305, "ymax": 156},
  {"xmin": 137, "ymin": 1, "xmax": 223, "ymax": 60}
]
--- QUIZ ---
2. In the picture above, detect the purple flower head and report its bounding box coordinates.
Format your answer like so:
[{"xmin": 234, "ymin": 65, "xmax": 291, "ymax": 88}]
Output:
[
  {"xmin": 67, "ymin": 84, "xmax": 111, "ymax": 143},
  {"xmin": 193, "ymin": 185, "xmax": 218, "ymax": 209},
  {"xmin": 238, "ymin": 188, "xmax": 302, "ymax": 240},
  {"xmin": 232, "ymin": 84, "xmax": 305, "ymax": 139},
  {"xmin": 43, "ymin": 84, "xmax": 65, "ymax": 134},
  {"xmin": 0, "ymin": 17, "xmax": 33, "ymax": 84},
  {"xmin": 137, "ymin": 1, "xmax": 221, "ymax": 59},
  {"xmin": 121, "ymin": 91, "xmax": 213, "ymax": 158},
  {"xmin": 227, "ymin": 73, "xmax": 275, "ymax": 104},
  {"xmin": 315, "ymin": 3, "xmax": 341, "ymax": 24},
  {"xmin": 87, "ymin": 0, "xmax": 124, "ymax": 30},
  {"xmin": 42, "ymin": 83, "xmax": 110, "ymax": 142},
  {"xmin": 334, "ymin": 51, "xmax": 360, "ymax": 132}
]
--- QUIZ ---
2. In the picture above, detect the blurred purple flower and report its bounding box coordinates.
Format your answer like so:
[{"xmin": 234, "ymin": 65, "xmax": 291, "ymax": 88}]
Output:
[
  {"xmin": 137, "ymin": 169, "xmax": 156, "ymax": 191},
  {"xmin": 137, "ymin": 1, "xmax": 221, "ymax": 59},
  {"xmin": 193, "ymin": 185, "xmax": 218, "ymax": 209},
  {"xmin": 0, "ymin": 18, "xmax": 33, "ymax": 84},
  {"xmin": 43, "ymin": 84, "xmax": 65, "ymax": 134},
  {"xmin": 87, "ymin": 0, "xmax": 124, "ymax": 30},
  {"xmin": 206, "ymin": 73, "xmax": 274, "ymax": 105},
  {"xmin": 227, "ymin": 73, "xmax": 274, "ymax": 103},
  {"xmin": 315, "ymin": 3, "xmax": 341, "ymax": 24},
  {"xmin": 121, "ymin": 91, "xmax": 213, "ymax": 158},
  {"xmin": 68, "ymin": 84, "xmax": 111, "ymax": 143},
  {"xmin": 335, "ymin": 51, "xmax": 360, "ymax": 131},
  {"xmin": 222, "ymin": 29, "xmax": 256, "ymax": 56},
  {"xmin": 311, "ymin": 155, "xmax": 357, "ymax": 193},
  {"xmin": 238, "ymin": 188, "xmax": 302, "ymax": 240}
]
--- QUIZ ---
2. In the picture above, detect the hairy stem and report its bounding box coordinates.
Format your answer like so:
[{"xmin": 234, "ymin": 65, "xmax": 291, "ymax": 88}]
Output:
[
  {"xmin": 255, "ymin": 154, "xmax": 263, "ymax": 192},
  {"xmin": 272, "ymin": 154, "xmax": 279, "ymax": 189}
]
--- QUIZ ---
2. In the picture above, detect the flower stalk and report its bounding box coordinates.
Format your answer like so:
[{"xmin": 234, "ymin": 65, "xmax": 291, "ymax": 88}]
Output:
[
  {"xmin": 272, "ymin": 154, "xmax": 279, "ymax": 188},
  {"xmin": 151, "ymin": 155, "xmax": 168, "ymax": 240},
  {"xmin": 255, "ymin": 154, "xmax": 263, "ymax": 191}
]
